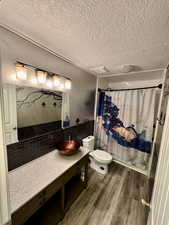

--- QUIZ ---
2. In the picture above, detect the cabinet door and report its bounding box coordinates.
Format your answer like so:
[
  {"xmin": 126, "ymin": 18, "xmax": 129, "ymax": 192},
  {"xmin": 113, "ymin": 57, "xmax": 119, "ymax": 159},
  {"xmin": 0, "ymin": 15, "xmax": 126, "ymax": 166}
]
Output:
[{"xmin": 3, "ymin": 85, "xmax": 18, "ymax": 145}]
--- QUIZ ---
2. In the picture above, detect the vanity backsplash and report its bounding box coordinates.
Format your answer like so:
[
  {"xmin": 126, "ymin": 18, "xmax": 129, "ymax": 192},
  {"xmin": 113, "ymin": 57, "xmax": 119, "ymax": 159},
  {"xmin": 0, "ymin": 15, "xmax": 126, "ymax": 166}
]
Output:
[{"xmin": 7, "ymin": 121, "xmax": 94, "ymax": 171}]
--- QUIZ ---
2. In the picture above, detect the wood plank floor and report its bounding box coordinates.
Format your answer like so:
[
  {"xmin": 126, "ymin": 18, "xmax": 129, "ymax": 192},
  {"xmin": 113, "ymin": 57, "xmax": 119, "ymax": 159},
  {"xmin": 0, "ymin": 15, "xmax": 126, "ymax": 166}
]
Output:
[{"xmin": 58, "ymin": 163, "xmax": 149, "ymax": 225}]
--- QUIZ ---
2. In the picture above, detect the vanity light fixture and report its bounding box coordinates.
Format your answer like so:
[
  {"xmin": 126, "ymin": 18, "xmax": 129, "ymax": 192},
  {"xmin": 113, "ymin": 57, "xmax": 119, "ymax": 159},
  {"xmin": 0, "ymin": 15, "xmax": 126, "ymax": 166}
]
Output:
[
  {"xmin": 29, "ymin": 72, "xmax": 38, "ymax": 84},
  {"xmin": 59, "ymin": 78, "xmax": 65, "ymax": 89},
  {"xmin": 36, "ymin": 70, "xmax": 47, "ymax": 84},
  {"xmin": 11, "ymin": 73, "xmax": 17, "ymax": 81},
  {"xmin": 59, "ymin": 83, "xmax": 65, "ymax": 89},
  {"xmin": 53, "ymin": 75, "xmax": 61, "ymax": 87},
  {"xmin": 65, "ymin": 79, "xmax": 72, "ymax": 90},
  {"xmin": 30, "ymin": 77, "xmax": 38, "ymax": 84},
  {"xmin": 14, "ymin": 61, "xmax": 72, "ymax": 91},
  {"xmin": 46, "ymin": 76, "xmax": 53, "ymax": 88},
  {"xmin": 15, "ymin": 63, "xmax": 27, "ymax": 80}
]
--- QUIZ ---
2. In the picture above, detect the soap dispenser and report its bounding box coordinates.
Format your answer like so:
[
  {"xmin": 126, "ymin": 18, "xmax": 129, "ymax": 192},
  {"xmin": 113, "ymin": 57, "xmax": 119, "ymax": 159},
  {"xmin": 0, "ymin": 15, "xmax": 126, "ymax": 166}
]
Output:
[{"xmin": 63, "ymin": 114, "xmax": 70, "ymax": 128}]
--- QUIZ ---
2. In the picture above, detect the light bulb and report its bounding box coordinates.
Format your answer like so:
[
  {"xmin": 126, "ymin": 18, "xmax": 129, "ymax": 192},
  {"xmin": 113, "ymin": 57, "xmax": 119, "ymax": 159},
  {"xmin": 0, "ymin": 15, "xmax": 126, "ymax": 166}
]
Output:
[
  {"xmin": 11, "ymin": 73, "xmax": 17, "ymax": 81},
  {"xmin": 65, "ymin": 79, "xmax": 72, "ymax": 89},
  {"xmin": 46, "ymin": 76, "xmax": 53, "ymax": 87},
  {"xmin": 59, "ymin": 83, "xmax": 65, "ymax": 89},
  {"xmin": 30, "ymin": 77, "xmax": 38, "ymax": 84},
  {"xmin": 53, "ymin": 75, "xmax": 61, "ymax": 87},
  {"xmin": 16, "ymin": 63, "xmax": 27, "ymax": 80},
  {"xmin": 37, "ymin": 70, "xmax": 47, "ymax": 84},
  {"xmin": 59, "ymin": 78, "xmax": 65, "ymax": 89}
]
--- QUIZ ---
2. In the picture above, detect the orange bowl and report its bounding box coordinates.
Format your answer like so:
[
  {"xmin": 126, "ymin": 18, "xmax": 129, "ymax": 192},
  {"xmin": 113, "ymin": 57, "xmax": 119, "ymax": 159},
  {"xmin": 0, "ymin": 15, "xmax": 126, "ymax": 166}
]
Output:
[{"xmin": 56, "ymin": 140, "xmax": 80, "ymax": 156}]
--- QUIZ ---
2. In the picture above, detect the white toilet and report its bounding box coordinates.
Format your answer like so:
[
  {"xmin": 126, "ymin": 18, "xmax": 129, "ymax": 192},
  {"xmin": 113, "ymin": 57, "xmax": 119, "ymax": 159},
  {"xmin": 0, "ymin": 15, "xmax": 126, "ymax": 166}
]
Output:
[{"xmin": 82, "ymin": 136, "xmax": 112, "ymax": 175}]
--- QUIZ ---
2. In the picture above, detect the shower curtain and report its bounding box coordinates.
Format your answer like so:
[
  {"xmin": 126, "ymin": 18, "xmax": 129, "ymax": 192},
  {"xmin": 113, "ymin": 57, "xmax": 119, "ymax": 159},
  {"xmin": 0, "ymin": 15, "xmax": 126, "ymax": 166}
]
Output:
[{"xmin": 96, "ymin": 88, "xmax": 156, "ymax": 170}]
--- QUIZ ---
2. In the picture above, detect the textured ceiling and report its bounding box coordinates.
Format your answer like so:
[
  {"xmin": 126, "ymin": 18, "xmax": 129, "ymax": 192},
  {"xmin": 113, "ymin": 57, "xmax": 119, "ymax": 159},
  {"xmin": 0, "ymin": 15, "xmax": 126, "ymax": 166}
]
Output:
[{"xmin": 0, "ymin": 0, "xmax": 169, "ymax": 75}]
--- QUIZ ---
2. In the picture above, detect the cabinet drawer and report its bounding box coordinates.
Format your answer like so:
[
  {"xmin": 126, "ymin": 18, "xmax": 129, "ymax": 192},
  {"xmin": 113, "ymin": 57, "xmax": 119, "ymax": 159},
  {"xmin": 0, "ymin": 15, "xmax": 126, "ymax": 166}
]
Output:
[
  {"xmin": 44, "ymin": 180, "xmax": 62, "ymax": 202},
  {"xmin": 12, "ymin": 192, "xmax": 45, "ymax": 225},
  {"xmin": 12, "ymin": 181, "xmax": 63, "ymax": 225},
  {"xmin": 62, "ymin": 155, "xmax": 89, "ymax": 184}
]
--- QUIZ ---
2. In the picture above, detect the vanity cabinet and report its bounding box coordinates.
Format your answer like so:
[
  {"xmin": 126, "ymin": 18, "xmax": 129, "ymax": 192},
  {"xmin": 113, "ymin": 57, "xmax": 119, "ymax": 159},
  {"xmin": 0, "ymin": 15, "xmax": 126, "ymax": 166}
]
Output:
[
  {"xmin": 11, "ymin": 154, "xmax": 88, "ymax": 225},
  {"xmin": 24, "ymin": 191, "xmax": 63, "ymax": 225}
]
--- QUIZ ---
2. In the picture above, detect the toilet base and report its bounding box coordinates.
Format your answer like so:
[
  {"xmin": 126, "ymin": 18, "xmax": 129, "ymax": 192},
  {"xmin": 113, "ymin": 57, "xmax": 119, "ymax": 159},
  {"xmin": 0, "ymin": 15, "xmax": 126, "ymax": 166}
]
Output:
[{"xmin": 90, "ymin": 158, "xmax": 109, "ymax": 175}]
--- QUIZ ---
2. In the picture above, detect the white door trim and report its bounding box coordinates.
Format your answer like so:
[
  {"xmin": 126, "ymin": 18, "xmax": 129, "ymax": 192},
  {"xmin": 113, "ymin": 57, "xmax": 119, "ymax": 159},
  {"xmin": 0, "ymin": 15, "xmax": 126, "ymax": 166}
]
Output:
[
  {"xmin": 0, "ymin": 55, "xmax": 11, "ymax": 225},
  {"xmin": 147, "ymin": 92, "xmax": 169, "ymax": 225}
]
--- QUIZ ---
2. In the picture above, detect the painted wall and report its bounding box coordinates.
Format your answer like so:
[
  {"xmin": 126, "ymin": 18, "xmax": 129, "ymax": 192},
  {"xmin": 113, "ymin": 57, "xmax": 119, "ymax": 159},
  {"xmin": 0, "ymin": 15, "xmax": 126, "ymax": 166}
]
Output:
[
  {"xmin": 0, "ymin": 26, "xmax": 96, "ymax": 126},
  {"xmin": 99, "ymin": 70, "xmax": 163, "ymax": 89}
]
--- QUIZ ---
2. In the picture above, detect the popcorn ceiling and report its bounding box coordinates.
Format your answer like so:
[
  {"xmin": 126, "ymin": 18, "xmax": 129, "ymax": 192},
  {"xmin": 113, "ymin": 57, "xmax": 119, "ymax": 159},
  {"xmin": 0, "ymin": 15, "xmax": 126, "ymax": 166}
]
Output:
[{"xmin": 0, "ymin": 0, "xmax": 169, "ymax": 74}]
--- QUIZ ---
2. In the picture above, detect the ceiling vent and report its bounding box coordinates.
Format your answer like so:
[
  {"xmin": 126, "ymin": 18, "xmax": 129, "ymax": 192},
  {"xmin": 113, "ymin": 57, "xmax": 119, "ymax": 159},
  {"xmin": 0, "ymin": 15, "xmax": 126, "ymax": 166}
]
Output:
[{"xmin": 90, "ymin": 66, "xmax": 109, "ymax": 74}]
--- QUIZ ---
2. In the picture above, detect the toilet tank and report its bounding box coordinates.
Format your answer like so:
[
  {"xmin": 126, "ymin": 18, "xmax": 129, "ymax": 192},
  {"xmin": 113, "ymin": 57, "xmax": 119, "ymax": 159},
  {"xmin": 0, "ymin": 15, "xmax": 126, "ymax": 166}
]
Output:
[{"xmin": 82, "ymin": 136, "xmax": 95, "ymax": 151}]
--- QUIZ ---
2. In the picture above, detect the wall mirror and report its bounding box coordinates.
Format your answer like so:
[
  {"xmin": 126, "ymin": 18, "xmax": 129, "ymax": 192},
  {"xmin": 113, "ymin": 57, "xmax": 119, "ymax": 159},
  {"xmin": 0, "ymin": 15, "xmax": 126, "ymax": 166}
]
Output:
[
  {"xmin": 16, "ymin": 86, "xmax": 62, "ymax": 140},
  {"xmin": 2, "ymin": 84, "xmax": 69, "ymax": 145}
]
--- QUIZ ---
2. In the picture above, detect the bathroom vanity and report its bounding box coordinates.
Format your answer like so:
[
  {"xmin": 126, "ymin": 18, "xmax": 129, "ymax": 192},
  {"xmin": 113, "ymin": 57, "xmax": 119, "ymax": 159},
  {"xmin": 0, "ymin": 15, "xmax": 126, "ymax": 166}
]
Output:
[{"xmin": 9, "ymin": 149, "xmax": 89, "ymax": 225}]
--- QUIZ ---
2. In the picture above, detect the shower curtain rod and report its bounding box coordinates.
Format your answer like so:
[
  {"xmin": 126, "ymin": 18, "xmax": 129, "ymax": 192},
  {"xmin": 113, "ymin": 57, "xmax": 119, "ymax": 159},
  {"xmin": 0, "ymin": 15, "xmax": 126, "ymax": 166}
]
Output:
[{"xmin": 98, "ymin": 83, "xmax": 162, "ymax": 92}]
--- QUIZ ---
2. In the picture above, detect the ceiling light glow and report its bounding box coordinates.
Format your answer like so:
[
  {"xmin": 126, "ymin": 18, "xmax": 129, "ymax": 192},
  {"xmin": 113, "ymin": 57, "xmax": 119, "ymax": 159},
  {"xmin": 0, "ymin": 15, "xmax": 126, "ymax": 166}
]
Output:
[{"xmin": 16, "ymin": 63, "xmax": 27, "ymax": 80}]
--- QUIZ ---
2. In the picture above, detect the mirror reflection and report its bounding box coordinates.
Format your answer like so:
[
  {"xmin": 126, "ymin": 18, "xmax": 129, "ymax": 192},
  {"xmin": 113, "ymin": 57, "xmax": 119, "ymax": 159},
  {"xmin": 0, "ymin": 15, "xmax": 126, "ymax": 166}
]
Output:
[{"xmin": 16, "ymin": 86, "xmax": 62, "ymax": 140}]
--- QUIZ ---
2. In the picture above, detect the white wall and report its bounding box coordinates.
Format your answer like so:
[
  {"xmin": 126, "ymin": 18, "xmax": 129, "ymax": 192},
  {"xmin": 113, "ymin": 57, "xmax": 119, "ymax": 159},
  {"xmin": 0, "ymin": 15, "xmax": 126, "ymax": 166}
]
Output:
[
  {"xmin": 99, "ymin": 70, "xmax": 163, "ymax": 89},
  {"xmin": 0, "ymin": 26, "xmax": 96, "ymax": 126},
  {"xmin": 98, "ymin": 77, "xmax": 109, "ymax": 89}
]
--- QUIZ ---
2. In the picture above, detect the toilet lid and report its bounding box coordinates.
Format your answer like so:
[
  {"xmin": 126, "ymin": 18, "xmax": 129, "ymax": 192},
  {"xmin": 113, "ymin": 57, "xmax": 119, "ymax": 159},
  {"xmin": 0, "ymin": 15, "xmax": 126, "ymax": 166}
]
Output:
[{"xmin": 90, "ymin": 150, "xmax": 112, "ymax": 162}]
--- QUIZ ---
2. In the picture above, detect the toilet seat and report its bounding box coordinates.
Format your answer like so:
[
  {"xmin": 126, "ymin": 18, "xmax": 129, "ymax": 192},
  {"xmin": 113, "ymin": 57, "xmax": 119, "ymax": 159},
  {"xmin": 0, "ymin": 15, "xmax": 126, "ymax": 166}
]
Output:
[{"xmin": 89, "ymin": 150, "xmax": 112, "ymax": 164}]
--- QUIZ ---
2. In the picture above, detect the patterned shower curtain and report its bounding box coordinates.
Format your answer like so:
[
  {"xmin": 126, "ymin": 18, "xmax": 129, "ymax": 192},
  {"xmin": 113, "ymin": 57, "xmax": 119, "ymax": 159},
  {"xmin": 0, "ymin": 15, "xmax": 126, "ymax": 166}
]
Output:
[{"xmin": 96, "ymin": 89, "xmax": 156, "ymax": 170}]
